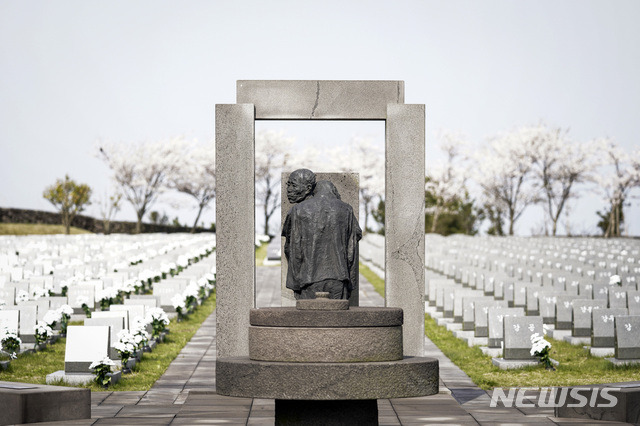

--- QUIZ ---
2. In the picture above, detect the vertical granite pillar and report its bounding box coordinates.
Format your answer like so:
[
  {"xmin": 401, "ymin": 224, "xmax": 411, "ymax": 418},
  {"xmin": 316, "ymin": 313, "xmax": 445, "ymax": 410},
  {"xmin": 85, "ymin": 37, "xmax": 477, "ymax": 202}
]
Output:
[
  {"xmin": 215, "ymin": 104, "xmax": 255, "ymax": 358},
  {"xmin": 385, "ymin": 104, "xmax": 426, "ymax": 357}
]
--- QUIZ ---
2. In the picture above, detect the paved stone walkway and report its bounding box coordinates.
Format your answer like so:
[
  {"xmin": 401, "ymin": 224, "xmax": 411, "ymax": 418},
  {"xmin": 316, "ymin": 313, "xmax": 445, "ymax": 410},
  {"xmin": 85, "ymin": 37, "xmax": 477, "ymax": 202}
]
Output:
[{"xmin": 40, "ymin": 266, "xmax": 633, "ymax": 425}]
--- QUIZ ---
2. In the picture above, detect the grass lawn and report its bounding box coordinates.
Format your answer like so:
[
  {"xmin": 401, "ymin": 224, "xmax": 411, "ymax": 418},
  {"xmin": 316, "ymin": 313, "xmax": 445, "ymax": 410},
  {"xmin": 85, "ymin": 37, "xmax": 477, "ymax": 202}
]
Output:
[
  {"xmin": 425, "ymin": 313, "xmax": 640, "ymax": 389},
  {"xmin": 0, "ymin": 223, "xmax": 91, "ymax": 235},
  {"xmin": 255, "ymin": 241, "xmax": 269, "ymax": 266},
  {"xmin": 358, "ymin": 265, "xmax": 640, "ymax": 389},
  {"xmin": 359, "ymin": 262, "xmax": 385, "ymax": 296},
  {"xmin": 0, "ymin": 293, "xmax": 216, "ymax": 391}
]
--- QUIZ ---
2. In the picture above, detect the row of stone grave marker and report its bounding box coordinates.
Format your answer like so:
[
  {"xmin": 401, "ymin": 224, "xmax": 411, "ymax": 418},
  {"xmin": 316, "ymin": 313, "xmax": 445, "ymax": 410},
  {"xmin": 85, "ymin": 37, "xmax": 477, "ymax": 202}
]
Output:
[
  {"xmin": 1, "ymin": 233, "xmax": 216, "ymax": 376},
  {"xmin": 423, "ymin": 234, "xmax": 640, "ymax": 369},
  {"xmin": 46, "ymin": 261, "xmax": 216, "ymax": 386}
]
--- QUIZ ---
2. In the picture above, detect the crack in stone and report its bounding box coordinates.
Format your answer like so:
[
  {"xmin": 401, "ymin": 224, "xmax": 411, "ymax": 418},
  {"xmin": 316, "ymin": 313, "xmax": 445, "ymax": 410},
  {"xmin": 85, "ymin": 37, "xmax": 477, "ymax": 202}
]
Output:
[
  {"xmin": 310, "ymin": 81, "xmax": 320, "ymax": 118},
  {"xmin": 397, "ymin": 81, "xmax": 401, "ymax": 103},
  {"xmin": 392, "ymin": 215, "xmax": 424, "ymax": 296}
]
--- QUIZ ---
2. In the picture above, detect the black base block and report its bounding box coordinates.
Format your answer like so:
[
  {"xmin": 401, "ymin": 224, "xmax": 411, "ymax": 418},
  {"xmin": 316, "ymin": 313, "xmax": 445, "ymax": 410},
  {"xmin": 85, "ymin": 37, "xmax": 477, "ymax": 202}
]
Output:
[{"xmin": 275, "ymin": 399, "xmax": 378, "ymax": 425}]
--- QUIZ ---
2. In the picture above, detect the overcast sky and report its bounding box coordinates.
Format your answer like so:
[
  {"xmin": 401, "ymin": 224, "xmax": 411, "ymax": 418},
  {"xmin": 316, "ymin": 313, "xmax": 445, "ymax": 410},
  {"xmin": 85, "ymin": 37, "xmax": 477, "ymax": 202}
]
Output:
[{"xmin": 1, "ymin": 1, "xmax": 639, "ymax": 235}]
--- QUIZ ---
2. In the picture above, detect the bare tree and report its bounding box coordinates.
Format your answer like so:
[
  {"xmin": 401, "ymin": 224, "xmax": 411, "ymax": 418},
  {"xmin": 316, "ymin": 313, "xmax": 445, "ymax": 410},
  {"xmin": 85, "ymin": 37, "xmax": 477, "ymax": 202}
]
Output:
[{"xmin": 98, "ymin": 189, "xmax": 122, "ymax": 234}]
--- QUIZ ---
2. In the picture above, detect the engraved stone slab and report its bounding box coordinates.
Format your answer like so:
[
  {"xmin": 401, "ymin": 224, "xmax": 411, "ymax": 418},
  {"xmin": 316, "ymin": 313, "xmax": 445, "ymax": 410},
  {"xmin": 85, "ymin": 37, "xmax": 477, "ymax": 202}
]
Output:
[
  {"xmin": 592, "ymin": 308, "xmax": 628, "ymax": 348},
  {"xmin": 572, "ymin": 300, "xmax": 607, "ymax": 337},
  {"xmin": 474, "ymin": 300, "xmax": 508, "ymax": 337},
  {"xmin": 615, "ymin": 316, "xmax": 640, "ymax": 359},
  {"xmin": 503, "ymin": 316, "xmax": 544, "ymax": 360},
  {"xmin": 110, "ymin": 304, "xmax": 145, "ymax": 327},
  {"xmin": 555, "ymin": 295, "xmax": 576, "ymax": 330},
  {"xmin": 153, "ymin": 281, "xmax": 186, "ymax": 308},
  {"xmin": 67, "ymin": 284, "xmax": 96, "ymax": 309},
  {"xmin": 487, "ymin": 307, "xmax": 525, "ymax": 348},
  {"xmin": 629, "ymin": 291, "xmax": 640, "ymax": 315},
  {"xmin": 608, "ymin": 289, "xmax": 628, "ymax": 310},
  {"xmin": 462, "ymin": 296, "xmax": 491, "ymax": 331}
]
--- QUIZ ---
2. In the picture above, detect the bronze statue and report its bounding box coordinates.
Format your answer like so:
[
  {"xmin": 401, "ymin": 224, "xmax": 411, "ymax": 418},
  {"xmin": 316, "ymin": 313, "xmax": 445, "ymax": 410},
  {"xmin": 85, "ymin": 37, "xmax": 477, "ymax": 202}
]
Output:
[{"xmin": 282, "ymin": 169, "xmax": 362, "ymax": 300}]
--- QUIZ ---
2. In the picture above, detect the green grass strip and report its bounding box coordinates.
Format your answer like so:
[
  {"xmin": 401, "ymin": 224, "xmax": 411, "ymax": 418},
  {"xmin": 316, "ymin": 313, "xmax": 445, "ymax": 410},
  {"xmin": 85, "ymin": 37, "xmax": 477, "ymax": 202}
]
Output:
[
  {"xmin": 255, "ymin": 241, "xmax": 269, "ymax": 266},
  {"xmin": 0, "ymin": 223, "xmax": 91, "ymax": 235},
  {"xmin": 425, "ymin": 313, "xmax": 640, "ymax": 390},
  {"xmin": 359, "ymin": 262, "xmax": 385, "ymax": 297},
  {"xmin": 0, "ymin": 293, "xmax": 216, "ymax": 391}
]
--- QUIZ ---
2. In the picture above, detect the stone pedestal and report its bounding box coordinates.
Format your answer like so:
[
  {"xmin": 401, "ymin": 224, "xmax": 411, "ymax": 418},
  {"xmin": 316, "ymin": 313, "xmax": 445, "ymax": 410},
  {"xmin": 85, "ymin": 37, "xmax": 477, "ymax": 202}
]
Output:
[{"xmin": 217, "ymin": 295, "xmax": 439, "ymax": 424}]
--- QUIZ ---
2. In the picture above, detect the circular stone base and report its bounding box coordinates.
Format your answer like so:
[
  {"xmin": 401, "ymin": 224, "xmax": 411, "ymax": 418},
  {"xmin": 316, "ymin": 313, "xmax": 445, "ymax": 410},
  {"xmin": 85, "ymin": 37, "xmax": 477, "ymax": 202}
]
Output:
[
  {"xmin": 250, "ymin": 307, "xmax": 403, "ymax": 327},
  {"xmin": 216, "ymin": 356, "xmax": 439, "ymax": 400},
  {"xmin": 249, "ymin": 326, "xmax": 402, "ymax": 362}
]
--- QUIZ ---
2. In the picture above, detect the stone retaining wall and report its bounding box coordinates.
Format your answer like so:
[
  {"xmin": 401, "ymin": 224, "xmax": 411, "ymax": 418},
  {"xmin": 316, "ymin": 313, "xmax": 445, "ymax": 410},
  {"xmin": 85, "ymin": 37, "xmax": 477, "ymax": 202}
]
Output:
[{"xmin": 0, "ymin": 207, "xmax": 209, "ymax": 234}]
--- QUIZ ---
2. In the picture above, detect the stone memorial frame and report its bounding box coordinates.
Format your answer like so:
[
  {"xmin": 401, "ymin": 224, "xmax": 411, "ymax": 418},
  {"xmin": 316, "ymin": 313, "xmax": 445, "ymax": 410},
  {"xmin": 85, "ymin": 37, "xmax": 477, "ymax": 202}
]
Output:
[{"xmin": 216, "ymin": 80, "xmax": 425, "ymax": 357}]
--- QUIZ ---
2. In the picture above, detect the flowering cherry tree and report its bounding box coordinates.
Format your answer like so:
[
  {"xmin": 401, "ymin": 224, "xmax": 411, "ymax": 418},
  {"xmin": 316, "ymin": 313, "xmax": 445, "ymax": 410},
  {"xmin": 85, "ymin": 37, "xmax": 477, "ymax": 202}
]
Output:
[
  {"xmin": 473, "ymin": 126, "xmax": 540, "ymax": 235},
  {"xmin": 426, "ymin": 131, "xmax": 469, "ymax": 233},
  {"xmin": 527, "ymin": 124, "xmax": 602, "ymax": 236},
  {"xmin": 328, "ymin": 136, "xmax": 384, "ymax": 233},
  {"xmin": 255, "ymin": 130, "xmax": 294, "ymax": 236},
  {"xmin": 595, "ymin": 140, "xmax": 640, "ymax": 237},
  {"xmin": 169, "ymin": 140, "xmax": 216, "ymax": 232},
  {"xmin": 98, "ymin": 138, "xmax": 184, "ymax": 233}
]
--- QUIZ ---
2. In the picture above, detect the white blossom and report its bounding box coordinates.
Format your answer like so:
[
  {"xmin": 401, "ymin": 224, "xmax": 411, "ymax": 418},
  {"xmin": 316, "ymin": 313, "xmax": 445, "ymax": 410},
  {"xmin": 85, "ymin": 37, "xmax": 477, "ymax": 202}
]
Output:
[
  {"xmin": 43, "ymin": 309, "xmax": 62, "ymax": 327},
  {"xmin": 58, "ymin": 304, "xmax": 73, "ymax": 317},
  {"xmin": 145, "ymin": 307, "xmax": 169, "ymax": 326},
  {"xmin": 171, "ymin": 293, "xmax": 186, "ymax": 311},
  {"xmin": 89, "ymin": 356, "xmax": 115, "ymax": 370},
  {"xmin": 530, "ymin": 333, "xmax": 551, "ymax": 356}
]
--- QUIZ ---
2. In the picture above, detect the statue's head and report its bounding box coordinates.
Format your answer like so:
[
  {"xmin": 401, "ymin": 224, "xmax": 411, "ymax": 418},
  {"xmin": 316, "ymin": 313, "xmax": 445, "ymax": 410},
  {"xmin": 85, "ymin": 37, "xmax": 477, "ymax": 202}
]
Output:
[
  {"xmin": 287, "ymin": 169, "xmax": 316, "ymax": 203},
  {"xmin": 315, "ymin": 180, "xmax": 341, "ymax": 200}
]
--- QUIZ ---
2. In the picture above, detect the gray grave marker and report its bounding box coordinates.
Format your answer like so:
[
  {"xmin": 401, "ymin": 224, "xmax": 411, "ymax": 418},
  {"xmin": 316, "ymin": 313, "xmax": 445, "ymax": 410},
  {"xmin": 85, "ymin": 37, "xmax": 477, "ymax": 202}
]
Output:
[
  {"xmin": 487, "ymin": 307, "xmax": 525, "ymax": 348},
  {"xmin": 608, "ymin": 289, "xmax": 627, "ymax": 309},
  {"xmin": 572, "ymin": 300, "xmax": 607, "ymax": 337},
  {"xmin": 503, "ymin": 316, "xmax": 544, "ymax": 360},
  {"xmin": 592, "ymin": 308, "xmax": 628, "ymax": 348},
  {"xmin": 474, "ymin": 300, "xmax": 508, "ymax": 337},
  {"xmin": 614, "ymin": 315, "xmax": 640, "ymax": 359},
  {"xmin": 628, "ymin": 290, "xmax": 640, "ymax": 315},
  {"xmin": 555, "ymin": 295, "xmax": 575, "ymax": 330}
]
